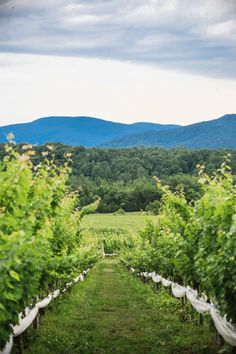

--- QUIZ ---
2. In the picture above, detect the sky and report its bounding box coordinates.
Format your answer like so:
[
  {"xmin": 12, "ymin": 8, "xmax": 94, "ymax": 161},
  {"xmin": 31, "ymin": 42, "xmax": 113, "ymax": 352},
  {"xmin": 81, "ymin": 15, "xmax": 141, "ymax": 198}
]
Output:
[{"xmin": 0, "ymin": 0, "xmax": 235, "ymax": 126}]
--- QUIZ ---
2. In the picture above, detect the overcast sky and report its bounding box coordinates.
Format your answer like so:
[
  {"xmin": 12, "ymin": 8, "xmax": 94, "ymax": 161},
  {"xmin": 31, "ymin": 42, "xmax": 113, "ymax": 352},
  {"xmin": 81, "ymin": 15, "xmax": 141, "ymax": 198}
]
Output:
[{"xmin": 0, "ymin": 0, "xmax": 235, "ymax": 126}]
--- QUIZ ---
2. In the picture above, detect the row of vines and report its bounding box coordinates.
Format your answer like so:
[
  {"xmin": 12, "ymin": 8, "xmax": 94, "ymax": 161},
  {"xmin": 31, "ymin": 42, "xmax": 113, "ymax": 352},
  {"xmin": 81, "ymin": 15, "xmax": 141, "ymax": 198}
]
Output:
[
  {"xmin": 122, "ymin": 157, "xmax": 236, "ymax": 324},
  {"xmin": 0, "ymin": 140, "xmax": 100, "ymax": 349}
]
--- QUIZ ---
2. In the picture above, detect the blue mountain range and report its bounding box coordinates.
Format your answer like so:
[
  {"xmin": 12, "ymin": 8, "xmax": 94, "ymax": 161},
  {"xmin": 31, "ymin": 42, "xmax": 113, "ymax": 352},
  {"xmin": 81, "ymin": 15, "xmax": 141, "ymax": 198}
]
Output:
[
  {"xmin": 0, "ymin": 116, "xmax": 178, "ymax": 146},
  {"xmin": 0, "ymin": 114, "xmax": 236, "ymax": 149}
]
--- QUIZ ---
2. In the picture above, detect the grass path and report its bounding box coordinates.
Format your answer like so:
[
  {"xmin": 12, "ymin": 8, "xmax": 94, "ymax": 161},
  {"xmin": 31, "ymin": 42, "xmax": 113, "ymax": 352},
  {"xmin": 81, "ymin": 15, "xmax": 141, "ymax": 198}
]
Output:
[{"xmin": 25, "ymin": 259, "xmax": 217, "ymax": 354}]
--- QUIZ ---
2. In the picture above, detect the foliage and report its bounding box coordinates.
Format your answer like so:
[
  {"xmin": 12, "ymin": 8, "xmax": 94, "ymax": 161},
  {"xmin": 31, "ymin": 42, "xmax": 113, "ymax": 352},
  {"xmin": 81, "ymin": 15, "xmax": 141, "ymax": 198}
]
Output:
[
  {"xmin": 145, "ymin": 200, "xmax": 161, "ymax": 215},
  {"xmin": 84, "ymin": 226, "xmax": 134, "ymax": 255},
  {"xmin": 122, "ymin": 158, "xmax": 236, "ymax": 322},
  {"xmin": 2, "ymin": 144, "xmax": 236, "ymax": 212},
  {"xmin": 114, "ymin": 208, "xmax": 125, "ymax": 215},
  {"xmin": 79, "ymin": 199, "xmax": 100, "ymax": 220},
  {"xmin": 0, "ymin": 141, "xmax": 100, "ymax": 349}
]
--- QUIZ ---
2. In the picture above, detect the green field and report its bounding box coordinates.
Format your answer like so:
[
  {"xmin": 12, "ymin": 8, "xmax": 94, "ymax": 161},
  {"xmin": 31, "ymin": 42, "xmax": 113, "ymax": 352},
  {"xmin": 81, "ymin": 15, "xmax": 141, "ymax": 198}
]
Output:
[
  {"xmin": 80, "ymin": 212, "xmax": 155, "ymax": 255},
  {"xmin": 81, "ymin": 211, "xmax": 154, "ymax": 235}
]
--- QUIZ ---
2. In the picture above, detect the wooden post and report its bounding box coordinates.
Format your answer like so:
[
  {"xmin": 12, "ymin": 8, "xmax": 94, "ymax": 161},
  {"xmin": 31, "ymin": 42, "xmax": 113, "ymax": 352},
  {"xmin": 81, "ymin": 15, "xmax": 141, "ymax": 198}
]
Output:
[
  {"xmin": 216, "ymin": 331, "xmax": 224, "ymax": 347},
  {"xmin": 14, "ymin": 335, "xmax": 23, "ymax": 354},
  {"xmin": 40, "ymin": 307, "xmax": 45, "ymax": 317},
  {"xmin": 154, "ymin": 282, "xmax": 159, "ymax": 292},
  {"xmin": 33, "ymin": 313, "xmax": 40, "ymax": 330},
  {"xmin": 33, "ymin": 296, "xmax": 40, "ymax": 330},
  {"xmin": 102, "ymin": 241, "xmax": 105, "ymax": 258},
  {"xmin": 22, "ymin": 331, "xmax": 29, "ymax": 350},
  {"xmin": 185, "ymin": 295, "xmax": 188, "ymax": 318},
  {"xmin": 14, "ymin": 336, "xmax": 20, "ymax": 354},
  {"xmin": 181, "ymin": 297, "xmax": 185, "ymax": 321}
]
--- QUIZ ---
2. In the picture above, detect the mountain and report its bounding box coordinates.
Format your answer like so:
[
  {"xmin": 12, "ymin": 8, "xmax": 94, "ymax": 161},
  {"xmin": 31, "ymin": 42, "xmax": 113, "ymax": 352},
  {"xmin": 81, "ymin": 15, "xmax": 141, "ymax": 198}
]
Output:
[
  {"xmin": 0, "ymin": 116, "xmax": 179, "ymax": 146},
  {"xmin": 0, "ymin": 114, "xmax": 236, "ymax": 149},
  {"xmin": 101, "ymin": 114, "xmax": 236, "ymax": 149}
]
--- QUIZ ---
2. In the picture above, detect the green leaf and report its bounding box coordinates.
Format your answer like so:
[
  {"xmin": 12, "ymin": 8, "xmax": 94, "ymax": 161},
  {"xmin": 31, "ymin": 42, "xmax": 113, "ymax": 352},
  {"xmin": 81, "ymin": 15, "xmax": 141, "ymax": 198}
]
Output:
[{"xmin": 9, "ymin": 270, "xmax": 20, "ymax": 282}]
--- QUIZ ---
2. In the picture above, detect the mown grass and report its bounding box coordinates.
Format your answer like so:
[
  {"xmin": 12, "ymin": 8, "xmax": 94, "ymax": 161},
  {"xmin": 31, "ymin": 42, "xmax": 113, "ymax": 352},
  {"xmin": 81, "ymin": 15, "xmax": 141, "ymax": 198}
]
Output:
[
  {"xmin": 24, "ymin": 259, "xmax": 218, "ymax": 354},
  {"xmin": 81, "ymin": 212, "xmax": 154, "ymax": 236}
]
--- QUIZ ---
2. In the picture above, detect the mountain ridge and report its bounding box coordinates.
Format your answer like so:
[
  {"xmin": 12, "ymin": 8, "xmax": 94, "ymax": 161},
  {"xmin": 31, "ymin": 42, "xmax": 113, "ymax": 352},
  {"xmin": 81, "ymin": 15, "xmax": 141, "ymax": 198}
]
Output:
[
  {"xmin": 101, "ymin": 114, "xmax": 236, "ymax": 149},
  {"xmin": 0, "ymin": 116, "xmax": 179, "ymax": 146},
  {"xmin": 0, "ymin": 114, "xmax": 236, "ymax": 149}
]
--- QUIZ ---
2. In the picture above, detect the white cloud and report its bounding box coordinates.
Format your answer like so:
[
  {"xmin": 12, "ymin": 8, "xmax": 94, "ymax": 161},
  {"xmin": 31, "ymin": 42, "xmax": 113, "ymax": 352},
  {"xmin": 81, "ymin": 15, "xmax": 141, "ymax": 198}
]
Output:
[
  {"xmin": 205, "ymin": 20, "xmax": 236, "ymax": 38},
  {"xmin": 0, "ymin": 0, "xmax": 235, "ymax": 78}
]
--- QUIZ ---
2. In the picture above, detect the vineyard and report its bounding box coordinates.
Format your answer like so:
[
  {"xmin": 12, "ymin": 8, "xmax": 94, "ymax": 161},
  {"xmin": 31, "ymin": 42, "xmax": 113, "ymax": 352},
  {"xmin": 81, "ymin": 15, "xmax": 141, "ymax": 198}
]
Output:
[
  {"xmin": 0, "ymin": 141, "xmax": 100, "ymax": 353},
  {"xmin": 1, "ymin": 141, "xmax": 236, "ymax": 353},
  {"xmin": 121, "ymin": 157, "xmax": 236, "ymax": 351}
]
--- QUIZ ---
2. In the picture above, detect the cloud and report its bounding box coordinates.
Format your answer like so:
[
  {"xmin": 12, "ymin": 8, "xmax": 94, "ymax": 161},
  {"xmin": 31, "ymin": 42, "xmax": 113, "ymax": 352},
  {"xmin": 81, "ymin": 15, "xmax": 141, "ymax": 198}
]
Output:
[{"xmin": 0, "ymin": 0, "xmax": 235, "ymax": 78}]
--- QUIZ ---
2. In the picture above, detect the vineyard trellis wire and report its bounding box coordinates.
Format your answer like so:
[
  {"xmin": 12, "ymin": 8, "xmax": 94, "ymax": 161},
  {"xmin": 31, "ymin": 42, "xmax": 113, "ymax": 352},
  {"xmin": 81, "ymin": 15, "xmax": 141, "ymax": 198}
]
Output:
[
  {"xmin": 129, "ymin": 268, "xmax": 236, "ymax": 347},
  {"xmin": 0, "ymin": 268, "xmax": 91, "ymax": 354}
]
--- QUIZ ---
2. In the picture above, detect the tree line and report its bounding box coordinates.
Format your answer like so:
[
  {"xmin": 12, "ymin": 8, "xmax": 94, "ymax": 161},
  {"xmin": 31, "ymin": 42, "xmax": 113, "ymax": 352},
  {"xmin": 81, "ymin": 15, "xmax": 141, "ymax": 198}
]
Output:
[{"xmin": 1, "ymin": 143, "xmax": 236, "ymax": 213}]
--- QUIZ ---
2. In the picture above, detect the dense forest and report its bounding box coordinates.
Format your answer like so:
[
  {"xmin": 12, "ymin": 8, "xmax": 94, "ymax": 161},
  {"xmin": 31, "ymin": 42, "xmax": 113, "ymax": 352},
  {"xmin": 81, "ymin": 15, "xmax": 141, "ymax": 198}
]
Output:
[{"xmin": 1, "ymin": 143, "xmax": 236, "ymax": 213}]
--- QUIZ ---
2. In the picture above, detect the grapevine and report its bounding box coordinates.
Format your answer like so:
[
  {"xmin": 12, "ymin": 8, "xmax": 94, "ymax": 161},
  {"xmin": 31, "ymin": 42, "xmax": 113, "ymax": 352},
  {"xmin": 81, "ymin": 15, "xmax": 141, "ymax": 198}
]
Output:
[{"xmin": 0, "ymin": 140, "xmax": 99, "ymax": 348}]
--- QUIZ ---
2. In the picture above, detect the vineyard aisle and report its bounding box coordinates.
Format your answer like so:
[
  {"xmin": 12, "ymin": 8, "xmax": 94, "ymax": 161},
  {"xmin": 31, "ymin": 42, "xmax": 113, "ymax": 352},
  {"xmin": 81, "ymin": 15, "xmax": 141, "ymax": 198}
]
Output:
[{"xmin": 25, "ymin": 259, "xmax": 216, "ymax": 354}]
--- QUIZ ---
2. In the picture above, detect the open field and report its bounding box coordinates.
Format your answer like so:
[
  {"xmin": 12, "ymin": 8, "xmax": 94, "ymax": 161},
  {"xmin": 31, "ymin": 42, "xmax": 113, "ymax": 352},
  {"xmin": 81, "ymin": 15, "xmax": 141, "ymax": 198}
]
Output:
[{"xmin": 81, "ymin": 212, "xmax": 154, "ymax": 235}]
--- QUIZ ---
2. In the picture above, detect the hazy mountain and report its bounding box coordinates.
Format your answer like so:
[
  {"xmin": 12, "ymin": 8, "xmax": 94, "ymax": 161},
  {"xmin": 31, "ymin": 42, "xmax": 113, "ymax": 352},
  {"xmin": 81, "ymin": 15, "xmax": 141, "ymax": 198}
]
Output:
[
  {"xmin": 0, "ymin": 116, "xmax": 179, "ymax": 146},
  {"xmin": 102, "ymin": 114, "xmax": 236, "ymax": 149},
  {"xmin": 0, "ymin": 114, "xmax": 236, "ymax": 149}
]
